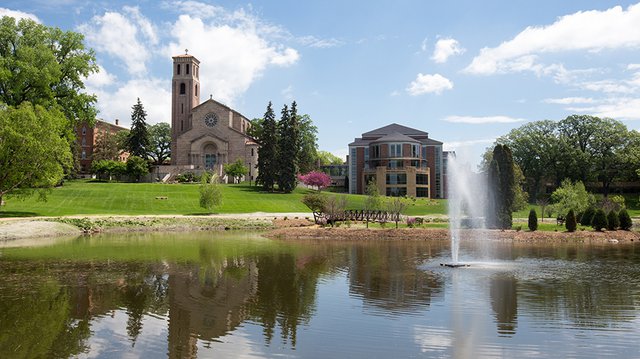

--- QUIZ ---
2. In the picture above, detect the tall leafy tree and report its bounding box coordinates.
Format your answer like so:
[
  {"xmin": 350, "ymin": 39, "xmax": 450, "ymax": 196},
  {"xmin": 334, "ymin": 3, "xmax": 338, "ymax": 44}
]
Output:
[
  {"xmin": 297, "ymin": 114, "xmax": 319, "ymax": 173},
  {"xmin": 93, "ymin": 130, "xmax": 120, "ymax": 161},
  {"xmin": 0, "ymin": 103, "xmax": 72, "ymax": 206},
  {"xmin": 256, "ymin": 102, "xmax": 278, "ymax": 191},
  {"xmin": 317, "ymin": 151, "xmax": 344, "ymax": 165},
  {"xmin": 0, "ymin": 17, "xmax": 98, "ymax": 133},
  {"xmin": 147, "ymin": 122, "xmax": 171, "ymax": 165},
  {"xmin": 223, "ymin": 159, "xmax": 249, "ymax": 183},
  {"xmin": 126, "ymin": 98, "xmax": 150, "ymax": 158}
]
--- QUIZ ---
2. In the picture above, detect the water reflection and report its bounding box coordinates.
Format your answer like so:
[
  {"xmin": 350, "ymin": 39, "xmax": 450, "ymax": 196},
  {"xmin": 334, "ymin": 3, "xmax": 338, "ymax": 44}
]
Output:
[{"xmin": 0, "ymin": 233, "xmax": 639, "ymax": 358}]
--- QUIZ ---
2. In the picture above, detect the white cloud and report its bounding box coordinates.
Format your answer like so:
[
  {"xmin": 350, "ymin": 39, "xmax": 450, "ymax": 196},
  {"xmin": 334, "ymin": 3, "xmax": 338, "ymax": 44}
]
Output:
[
  {"xmin": 420, "ymin": 37, "xmax": 428, "ymax": 52},
  {"xmin": 162, "ymin": 1, "xmax": 223, "ymax": 19},
  {"xmin": 407, "ymin": 73, "xmax": 453, "ymax": 95},
  {"xmin": 164, "ymin": 14, "xmax": 298, "ymax": 104},
  {"xmin": 568, "ymin": 97, "xmax": 640, "ymax": 120},
  {"xmin": 627, "ymin": 63, "xmax": 640, "ymax": 70},
  {"xmin": 465, "ymin": 3, "xmax": 640, "ymax": 75},
  {"xmin": 442, "ymin": 115, "xmax": 526, "ymax": 124},
  {"xmin": 580, "ymin": 80, "xmax": 635, "ymax": 94},
  {"xmin": 78, "ymin": 8, "xmax": 157, "ymax": 76},
  {"xmin": 298, "ymin": 35, "xmax": 345, "ymax": 48},
  {"xmin": 281, "ymin": 85, "xmax": 294, "ymax": 101},
  {"xmin": 0, "ymin": 8, "xmax": 40, "ymax": 22},
  {"xmin": 91, "ymin": 78, "xmax": 172, "ymax": 126},
  {"xmin": 432, "ymin": 38, "xmax": 465, "ymax": 63},
  {"xmin": 84, "ymin": 65, "xmax": 117, "ymax": 88},
  {"xmin": 443, "ymin": 138, "xmax": 496, "ymax": 151},
  {"xmin": 543, "ymin": 97, "xmax": 595, "ymax": 105}
]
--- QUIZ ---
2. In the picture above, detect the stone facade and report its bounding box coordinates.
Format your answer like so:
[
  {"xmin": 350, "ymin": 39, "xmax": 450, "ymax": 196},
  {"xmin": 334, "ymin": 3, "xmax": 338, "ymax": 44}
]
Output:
[{"xmin": 170, "ymin": 53, "xmax": 258, "ymax": 181}]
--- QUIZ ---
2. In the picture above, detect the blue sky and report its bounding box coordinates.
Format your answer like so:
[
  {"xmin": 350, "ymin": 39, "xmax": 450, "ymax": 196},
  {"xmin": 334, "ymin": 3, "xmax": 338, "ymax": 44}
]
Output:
[{"xmin": 3, "ymin": 1, "xmax": 640, "ymax": 165}]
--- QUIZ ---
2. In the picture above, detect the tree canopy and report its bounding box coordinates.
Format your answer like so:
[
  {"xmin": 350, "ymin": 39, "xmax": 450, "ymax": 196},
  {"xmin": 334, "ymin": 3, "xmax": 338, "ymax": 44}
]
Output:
[
  {"xmin": 493, "ymin": 115, "xmax": 640, "ymax": 198},
  {"xmin": 223, "ymin": 159, "xmax": 249, "ymax": 183},
  {"xmin": 255, "ymin": 102, "xmax": 278, "ymax": 191},
  {"xmin": 147, "ymin": 122, "xmax": 171, "ymax": 165},
  {"xmin": 0, "ymin": 16, "xmax": 98, "ymax": 133},
  {"xmin": 317, "ymin": 150, "xmax": 344, "ymax": 166},
  {"xmin": 0, "ymin": 103, "xmax": 72, "ymax": 204},
  {"xmin": 487, "ymin": 144, "xmax": 515, "ymax": 229},
  {"xmin": 126, "ymin": 98, "xmax": 150, "ymax": 158}
]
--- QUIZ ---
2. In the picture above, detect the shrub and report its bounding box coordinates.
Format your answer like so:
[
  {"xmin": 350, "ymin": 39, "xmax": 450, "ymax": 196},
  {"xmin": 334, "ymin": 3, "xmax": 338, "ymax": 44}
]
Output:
[
  {"xmin": 301, "ymin": 193, "xmax": 327, "ymax": 213},
  {"xmin": 407, "ymin": 217, "xmax": 416, "ymax": 228},
  {"xmin": 591, "ymin": 209, "xmax": 608, "ymax": 232},
  {"xmin": 580, "ymin": 206, "xmax": 596, "ymax": 226},
  {"xmin": 607, "ymin": 210, "xmax": 619, "ymax": 231},
  {"xmin": 565, "ymin": 209, "xmax": 577, "ymax": 232},
  {"xmin": 528, "ymin": 208, "xmax": 538, "ymax": 231},
  {"xmin": 126, "ymin": 156, "xmax": 149, "ymax": 182},
  {"xmin": 199, "ymin": 173, "xmax": 222, "ymax": 212},
  {"xmin": 619, "ymin": 209, "xmax": 633, "ymax": 230}
]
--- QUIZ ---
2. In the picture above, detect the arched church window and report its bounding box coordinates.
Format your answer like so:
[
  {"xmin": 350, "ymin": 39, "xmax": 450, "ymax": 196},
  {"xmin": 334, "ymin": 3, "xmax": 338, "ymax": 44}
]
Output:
[
  {"xmin": 195, "ymin": 84, "xmax": 198, "ymax": 96},
  {"xmin": 82, "ymin": 136, "xmax": 86, "ymax": 146},
  {"xmin": 181, "ymin": 103, "xmax": 184, "ymax": 114},
  {"xmin": 81, "ymin": 150, "xmax": 86, "ymax": 160},
  {"xmin": 180, "ymin": 83, "xmax": 186, "ymax": 95},
  {"xmin": 82, "ymin": 126, "xmax": 86, "ymax": 135},
  {"xmin": 177, "ymin": 64, "xmax": 181, "ymax": 75},
  {"xmin": 186, "ymin": 64, "xmax": 190, "ymax": 74}
]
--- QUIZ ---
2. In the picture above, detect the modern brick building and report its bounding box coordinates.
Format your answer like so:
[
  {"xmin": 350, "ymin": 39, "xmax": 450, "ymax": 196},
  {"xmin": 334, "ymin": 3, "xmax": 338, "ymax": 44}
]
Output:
[
  {"xmin": 348, "ymin": 123, "xmax": 447, "ymax": 198},
  {"xmin": 170, "ymin": 52, "xmax": 258, "ymax": 180},
  {"xmin": 75, "ymin": 118, "xmax": 128, "ymax": 174}
]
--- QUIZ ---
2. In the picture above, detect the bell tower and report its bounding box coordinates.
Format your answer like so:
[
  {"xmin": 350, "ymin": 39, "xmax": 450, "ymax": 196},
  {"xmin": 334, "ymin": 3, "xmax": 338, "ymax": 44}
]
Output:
[{"xmin": 171, "ymin": 50, "xmax": 200, "ymax": 165}]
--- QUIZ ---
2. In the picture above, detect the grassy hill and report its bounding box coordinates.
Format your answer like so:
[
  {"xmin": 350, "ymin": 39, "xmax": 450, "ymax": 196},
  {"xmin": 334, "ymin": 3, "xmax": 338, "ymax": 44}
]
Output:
[{"xmin": 0, "ymin": 180, "xmax": 447, "ymax": 217}]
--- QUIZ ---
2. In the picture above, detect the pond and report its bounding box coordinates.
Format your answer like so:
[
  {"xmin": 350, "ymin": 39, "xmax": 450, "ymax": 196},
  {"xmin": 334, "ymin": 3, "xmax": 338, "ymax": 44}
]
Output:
[{"xmin": 1, "ymin": 232, "xmax": 639, "ymax": 358}]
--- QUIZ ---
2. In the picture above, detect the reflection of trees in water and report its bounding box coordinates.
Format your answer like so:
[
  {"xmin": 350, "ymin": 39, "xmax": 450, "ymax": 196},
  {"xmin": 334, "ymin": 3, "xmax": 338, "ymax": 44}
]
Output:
[
  {"xmin": 347, "ymin": 242, "xmax": 444, "ymax": 313},
  {"xmin": 490, "ymin": 274, "xmax": 518, "ymax": 336}
]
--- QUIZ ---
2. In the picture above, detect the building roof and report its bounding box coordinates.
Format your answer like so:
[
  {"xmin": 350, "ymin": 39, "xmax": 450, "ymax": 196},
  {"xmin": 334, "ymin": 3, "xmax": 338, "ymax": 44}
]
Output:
[
  {"xmin": 371, "ymin": 132, "xmax": 420, "ymax": 144},
  {"xmin": 361, "ymin": 123, "xmax": 429, "ymax": 138}
]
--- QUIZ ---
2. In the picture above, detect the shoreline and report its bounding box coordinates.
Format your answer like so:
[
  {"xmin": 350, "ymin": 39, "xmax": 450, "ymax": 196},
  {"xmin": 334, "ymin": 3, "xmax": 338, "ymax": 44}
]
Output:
[{"xmin": 1, "ymin": 214, "xmax": 639, "ymax": 244}]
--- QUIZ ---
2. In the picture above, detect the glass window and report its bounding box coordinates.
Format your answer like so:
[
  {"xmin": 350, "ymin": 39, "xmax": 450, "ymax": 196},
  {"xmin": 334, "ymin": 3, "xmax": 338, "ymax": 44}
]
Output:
[
  {"xmin": 386, "ymin": 173, "xmax": 407, "ymax": 185},
  {"xmin": 82, "ymin": 126, "xmax": 86, "ymax": 135},
  {"xmin": 417, "ymin": 188, "xmax": 429, "ymax": 198},
  {"xmin": 389, "ymin": 143, "xmax": 402, "ymax": 157},
  {"xmin": 412, "ymin": 144, "xmax": 420, "ymax": 157},
  {"xmin": 81, "ymin": 150, "xmax": 86, "ymax": 160},
  {"xmin": 416, "ymin": 174, "xmax": 429, "ymax": 185},
  {"xmin": 180, "ymin": 83, "xmax": 186, "ymax": 95},
  {"xmin": 387, "ymin": 160, "xmax": 403, "ymax": 169},
  {"xmin": 186, "ymin": 64, "xmax": 190, "ymax": 74},
  {"xmin": 177, "ymin": 64, "xmax": 181, "ymax": 75}
]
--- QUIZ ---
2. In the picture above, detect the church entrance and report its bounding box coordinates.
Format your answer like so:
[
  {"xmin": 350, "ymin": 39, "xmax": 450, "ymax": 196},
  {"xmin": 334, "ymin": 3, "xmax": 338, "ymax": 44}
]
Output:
[
  {"xmin": 204, "ymin": 153, "xmax": 216, "ymax": 169},
  {"xmin": 203, "ymin": 143, "xmax": 217, "ymax": 170}
]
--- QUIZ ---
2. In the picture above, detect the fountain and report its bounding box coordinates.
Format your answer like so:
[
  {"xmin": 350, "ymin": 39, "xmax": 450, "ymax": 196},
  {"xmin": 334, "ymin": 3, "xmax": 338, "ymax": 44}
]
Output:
[{"xmin": 441, "ymin": 151, "xmax": 487, "ymax": 267}]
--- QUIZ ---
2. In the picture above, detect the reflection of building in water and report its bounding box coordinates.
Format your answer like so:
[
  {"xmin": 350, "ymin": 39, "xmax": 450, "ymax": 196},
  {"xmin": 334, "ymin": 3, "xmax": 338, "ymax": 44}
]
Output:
[
  {"xmin": 167, "ymin": 260, "xmax": 258, "ymax": 359},
  {"xmin": 347, "ymin": 243, "xmax": 443, "ymax": 312},
  {"xmin": 490, "ymin": 274, "xmax": 518, "ymax": 336}
]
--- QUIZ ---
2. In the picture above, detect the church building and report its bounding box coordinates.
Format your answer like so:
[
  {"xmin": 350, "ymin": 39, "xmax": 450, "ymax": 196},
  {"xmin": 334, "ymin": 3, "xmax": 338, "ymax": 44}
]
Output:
[{"xmin": 170, "ymin": 52, "xmax": 258, "ymax": 181}]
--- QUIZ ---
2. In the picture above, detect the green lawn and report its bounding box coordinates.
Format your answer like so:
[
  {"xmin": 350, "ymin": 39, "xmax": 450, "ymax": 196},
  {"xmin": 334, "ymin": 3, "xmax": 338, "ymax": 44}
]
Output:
[{"xmin": 0, "ymin": 180, "xmax": 447, "ymax": 217}]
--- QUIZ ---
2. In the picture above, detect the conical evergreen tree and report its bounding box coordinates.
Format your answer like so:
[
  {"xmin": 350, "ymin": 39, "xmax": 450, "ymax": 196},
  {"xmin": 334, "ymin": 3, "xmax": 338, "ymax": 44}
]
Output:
[
  {"xmin": 618, "ymin": 209, "xmax": 632, "ymax": 230},
  {"xmin": 256, "ymin": 102, "xmax": 278, "ymax": 191},
  {"xmin": 607, "ymin": 210, "xmax": 619, "ymax": 230},
  {"xmin": 565, "ymin": 209, "xmax": 577, "ymax": 232},
  {"xmin": 126, "ymin": 98, "xmax": 150, "ymax": 158},
  {"xmin": 580, "ymin": 206, "xmax": 596, "ymax": 226},
  {"xmin": 592, "ymin": 208, "xmax": 607, "ymax": 231},
  {"xmin": 528, "ymin": 208, "xmax": 538, "ymax": 231},
  {"xmin": 276, "ymin": 103, "xmax": 300, "ymax": 193}
]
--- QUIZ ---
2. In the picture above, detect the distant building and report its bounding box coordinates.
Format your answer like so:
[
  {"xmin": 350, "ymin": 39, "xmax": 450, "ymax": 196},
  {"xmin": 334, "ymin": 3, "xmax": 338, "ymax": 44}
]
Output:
[
  {"xmin": 320, "ymin": 164, "xmax": 348, "ymax": 189},
  {"xmin": 75, "ymin": 118, "xmax": 128, "ymax": 174},
  {"xmin": 347, "ymin": 123, "xmax": 448, "ymax": 198}
]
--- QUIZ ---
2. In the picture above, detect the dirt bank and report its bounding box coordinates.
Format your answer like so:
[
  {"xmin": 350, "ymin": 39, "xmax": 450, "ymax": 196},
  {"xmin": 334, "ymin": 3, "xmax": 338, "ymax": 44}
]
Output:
[{"xmin": 266, "ymin": 226, "xmax": 640, "ymax": 243}]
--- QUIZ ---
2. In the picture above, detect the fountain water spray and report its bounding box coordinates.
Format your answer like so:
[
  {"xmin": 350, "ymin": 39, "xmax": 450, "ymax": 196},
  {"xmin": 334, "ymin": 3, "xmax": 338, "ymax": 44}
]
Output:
[{"xmin": 443, "ymin": 152, "xmax": 487, "ymax": 267}]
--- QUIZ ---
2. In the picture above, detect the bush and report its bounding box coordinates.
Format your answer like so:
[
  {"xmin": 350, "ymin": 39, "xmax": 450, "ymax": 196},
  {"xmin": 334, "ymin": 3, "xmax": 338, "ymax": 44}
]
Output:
[
  {"xmin": 301, "ymin": 193, "xmax": 327, "ymax": 212},
  {"xmin": 297, "ymin": 171, "xmax": 332, "ymax": 191},
  {"xmin": 528, "ymin": 209, "xmax": 538, "ymax": 231},
  {"xmin": 607, "ymin": 210, "xmax": 620, "ymax": 231},
  {"xmin": 176, "ymin": 172, "xmax": 197, "ymax": 183},
  {"xmin": 407, "ymin": 217, "xmax": 416, "ymax": 228},
  {"xmin": 565, "ymin": 209, "xmax": 577, "ymax": 232},
  {"xmin": 126, "ymin": 156, "xmax": 149, "ymax": 182},
  {"xmin": 619, "ymin": 209, "xmax": 633, "ymax": 230},
  {"xmin": 591, "ymin": 209, "xmax": 608, "ymax": 232},
  {"xmin": 199, "ymin": 173, "xmax": 222, "ymax": 212},
  {"xmin": 580, "ymin": 206, "xmax": 596, "ymax": 226}
]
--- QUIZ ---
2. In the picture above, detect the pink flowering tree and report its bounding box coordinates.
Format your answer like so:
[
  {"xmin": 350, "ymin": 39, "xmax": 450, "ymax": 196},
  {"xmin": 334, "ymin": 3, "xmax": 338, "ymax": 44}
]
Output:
[{"xmin": 297, "ymin": 171, "xmax": 332, "ymax": 191}]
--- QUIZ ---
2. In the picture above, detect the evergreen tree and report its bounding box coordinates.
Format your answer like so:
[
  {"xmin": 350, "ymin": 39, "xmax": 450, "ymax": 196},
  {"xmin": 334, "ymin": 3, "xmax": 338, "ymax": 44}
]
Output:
[
  {"xmin": 487, "ymin": 144, "xmax": 515, "ymax": 229},
  {"xmin": 126, "ymin": 98, "xmax": 150, "ymax": 158},
  {"xmin": 607, "ymin": 210, "xmax": 619, "ymax": 230},
  {"xmin": 528, "ymin": 209, "xmax": 538, "ymax": 231},
  {"xmin": 580, "ymin": 206, "xmax": 596, "ymax": 226},
  {"xmin": 618, "ymin": 209, "xmax": 633, "ymax": 230},
  {"xmin": 591, "ymin": 209, "xmax": 608, "ymax": 231},
  {"xmin": 565, "ymin": 209, "xmax": 577, "ymax": 232},
  {"xmin": 256, "ymin": 102, "xmax": 278, "ymax": 191},
  {"xmin": 276, "ymin": 102, "xmax": 300, "ymax": 193}
]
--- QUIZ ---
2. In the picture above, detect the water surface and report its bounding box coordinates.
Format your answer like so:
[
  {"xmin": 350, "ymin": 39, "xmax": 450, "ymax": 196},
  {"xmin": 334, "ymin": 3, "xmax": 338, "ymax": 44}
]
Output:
[{"xmin": 1, "ymin": 232, "xmax": 639, "ymax": 358}]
